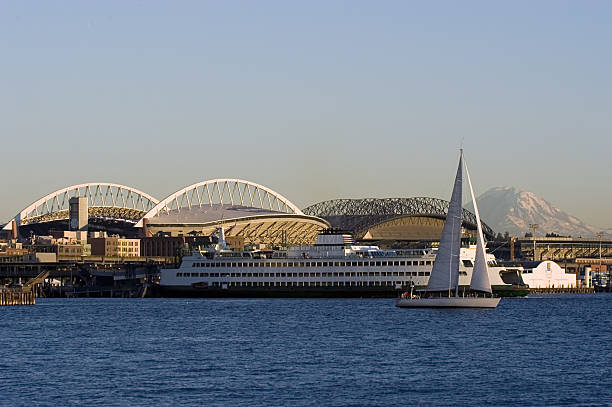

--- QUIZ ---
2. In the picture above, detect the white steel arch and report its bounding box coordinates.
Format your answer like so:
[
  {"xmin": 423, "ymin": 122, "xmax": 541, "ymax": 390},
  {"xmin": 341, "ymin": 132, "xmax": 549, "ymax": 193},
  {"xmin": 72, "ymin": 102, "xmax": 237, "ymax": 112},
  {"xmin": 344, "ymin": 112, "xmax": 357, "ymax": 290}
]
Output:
[
  {"xmin": 4, "ymin": 183, "xmax": 159, "ymax": 229},
  {"xmin": 136, "ymin": 179, "xmax": 303, "ymax": 227}
]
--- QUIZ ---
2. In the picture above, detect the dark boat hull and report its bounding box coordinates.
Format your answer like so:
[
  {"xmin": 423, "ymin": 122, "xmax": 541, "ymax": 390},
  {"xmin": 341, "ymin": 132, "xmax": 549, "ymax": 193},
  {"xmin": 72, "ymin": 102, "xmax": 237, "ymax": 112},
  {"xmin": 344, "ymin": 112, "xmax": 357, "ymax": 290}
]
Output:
[{"xmin": 160, "ymin": 284, "xmax": 528, "ymax": 298}]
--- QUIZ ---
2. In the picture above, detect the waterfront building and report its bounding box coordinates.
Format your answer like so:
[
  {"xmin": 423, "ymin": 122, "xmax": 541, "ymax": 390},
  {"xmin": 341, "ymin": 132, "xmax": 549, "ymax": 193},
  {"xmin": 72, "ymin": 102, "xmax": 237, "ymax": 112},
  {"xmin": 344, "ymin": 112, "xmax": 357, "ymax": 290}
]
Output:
[
  {"xmin": 520, "ymin": 261, "xmax": 577, "ymax": 289},
  {"xmin": 90, "ymin": 237, "xmax": 140, "ymax": 258}
]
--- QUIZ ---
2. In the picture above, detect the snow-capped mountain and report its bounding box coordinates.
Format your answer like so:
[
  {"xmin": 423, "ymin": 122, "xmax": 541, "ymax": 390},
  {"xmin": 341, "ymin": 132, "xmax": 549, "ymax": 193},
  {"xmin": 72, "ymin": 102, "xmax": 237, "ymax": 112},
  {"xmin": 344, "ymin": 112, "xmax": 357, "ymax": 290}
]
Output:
[{"xmin": 467, "ymin": 186, "xmax": 607, "ymax": 238}]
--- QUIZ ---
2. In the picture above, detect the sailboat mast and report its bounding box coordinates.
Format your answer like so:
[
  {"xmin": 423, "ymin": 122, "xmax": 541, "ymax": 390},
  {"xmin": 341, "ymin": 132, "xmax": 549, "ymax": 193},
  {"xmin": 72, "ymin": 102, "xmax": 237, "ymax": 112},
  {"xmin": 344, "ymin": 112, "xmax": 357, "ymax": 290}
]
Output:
[{"xmin": 454, "ymin": 150, "xmax": 463, "ymax": 298}]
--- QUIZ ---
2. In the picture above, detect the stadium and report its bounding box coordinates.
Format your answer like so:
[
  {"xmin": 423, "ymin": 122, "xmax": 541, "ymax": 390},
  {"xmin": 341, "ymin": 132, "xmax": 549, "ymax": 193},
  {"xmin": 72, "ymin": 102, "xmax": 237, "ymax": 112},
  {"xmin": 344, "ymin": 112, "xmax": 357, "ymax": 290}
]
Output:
[{"xmin": 3, "ymin": 180, "xmax": 494, "ymax": 246}]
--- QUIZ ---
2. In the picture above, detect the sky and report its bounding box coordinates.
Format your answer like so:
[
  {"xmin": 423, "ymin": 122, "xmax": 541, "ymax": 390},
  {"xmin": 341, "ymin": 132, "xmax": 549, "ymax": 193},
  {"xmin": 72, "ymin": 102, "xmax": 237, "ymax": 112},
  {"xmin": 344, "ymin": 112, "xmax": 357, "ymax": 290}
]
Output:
[{"xmin": 1, "ymin": 1, "xmax": 611, "ymax": 228}]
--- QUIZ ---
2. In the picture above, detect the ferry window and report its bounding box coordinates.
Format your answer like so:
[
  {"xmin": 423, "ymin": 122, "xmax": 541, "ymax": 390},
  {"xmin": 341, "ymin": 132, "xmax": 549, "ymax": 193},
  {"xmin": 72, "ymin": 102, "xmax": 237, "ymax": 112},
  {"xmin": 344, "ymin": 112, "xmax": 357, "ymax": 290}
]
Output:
[
  {"xmin": 376, "ymin": 261, "xmax": 381, "ymax": 267},
  {"xmin": 176, "ymin": 273, "xmax": 182, "ymax": 277},
  {"xmin": 411, "ymin": 272, "xmax": 418, "ymax": 276},
  {"xmin": 192, "ymin": 263, "xmax": 196, "ymax": 267},
  {"xmin": 426, "ymin": 261, "xmax": 432, "ymax": 266},
  {"xmin": 394, "ymin": 261, "xmax": 399, "ymax": 266},
  {"xmin": 382, "ymin": 261, "xmax": 387, "ymax": 267},
  {"xmin": 424, "ymin": 272, "xmax": 430, "ymax": 276},
  {"xmin": 418, "ymin": 272, "xmax": 426, "ymax": 276},
  {"xmin": 462, "ymin": 260, "xmax": 473, "ymax": 267},
  {"xmin": 400, "ymin": 261, "xmax": 406, "ymax": 266}
]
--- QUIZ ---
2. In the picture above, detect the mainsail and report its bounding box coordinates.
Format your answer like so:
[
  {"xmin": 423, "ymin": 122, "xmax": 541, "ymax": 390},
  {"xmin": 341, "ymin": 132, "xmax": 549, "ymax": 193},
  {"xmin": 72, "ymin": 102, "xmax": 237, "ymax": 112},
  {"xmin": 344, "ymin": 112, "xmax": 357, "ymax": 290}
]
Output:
[
  {"xmin": 426, "ymin": 152, "xmax": 463, "ymax": 293},
  {"xmin": 464, "ymin": 158, "xmax": 492, "ymax": 293}
]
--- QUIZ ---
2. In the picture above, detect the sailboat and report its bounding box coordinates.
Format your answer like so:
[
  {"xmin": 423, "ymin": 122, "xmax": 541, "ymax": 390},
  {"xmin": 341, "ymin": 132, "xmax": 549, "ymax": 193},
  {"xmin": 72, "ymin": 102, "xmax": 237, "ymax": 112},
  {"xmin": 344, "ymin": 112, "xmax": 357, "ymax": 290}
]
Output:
[{"xmin": 395, "ymin": 150, "xmax": 500, "ymax": 308}]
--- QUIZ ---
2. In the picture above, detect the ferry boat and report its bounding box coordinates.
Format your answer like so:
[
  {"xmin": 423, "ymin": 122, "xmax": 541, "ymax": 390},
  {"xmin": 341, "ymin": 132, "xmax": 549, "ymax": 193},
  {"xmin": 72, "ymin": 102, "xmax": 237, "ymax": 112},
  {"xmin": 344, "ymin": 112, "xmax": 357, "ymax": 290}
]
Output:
[{"xmin": 159, "ymin": 230, "xmax": 528, "ymax": 298}]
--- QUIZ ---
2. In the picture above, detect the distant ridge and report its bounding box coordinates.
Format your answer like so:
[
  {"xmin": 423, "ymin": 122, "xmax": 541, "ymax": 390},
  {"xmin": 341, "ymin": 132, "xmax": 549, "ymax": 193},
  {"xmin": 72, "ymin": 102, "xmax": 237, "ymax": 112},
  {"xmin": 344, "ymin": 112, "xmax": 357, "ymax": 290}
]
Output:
[{"xmin": 467, "ymin": 186, "xmax": 608, "ymax": 238}]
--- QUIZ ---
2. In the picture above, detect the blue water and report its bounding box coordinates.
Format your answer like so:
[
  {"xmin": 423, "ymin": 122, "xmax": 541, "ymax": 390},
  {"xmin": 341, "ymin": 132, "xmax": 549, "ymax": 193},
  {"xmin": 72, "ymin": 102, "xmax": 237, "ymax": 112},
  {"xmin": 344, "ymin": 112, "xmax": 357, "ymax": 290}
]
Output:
[{"xmin": 1, "ymin": 294, "xmax": 611, "ymax": 406}]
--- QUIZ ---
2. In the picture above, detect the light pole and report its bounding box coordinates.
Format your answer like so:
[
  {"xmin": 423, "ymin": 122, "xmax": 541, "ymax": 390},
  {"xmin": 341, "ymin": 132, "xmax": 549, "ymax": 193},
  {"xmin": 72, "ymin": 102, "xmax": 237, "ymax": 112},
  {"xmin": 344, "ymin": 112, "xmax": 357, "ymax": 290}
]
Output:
[
  {"xmin": 596, "ymin": 232, "xmax": 604, "ymax": 290},
  {"xmin": 529, "ymin": 224, "xmax": 539, "ymax": 261}
]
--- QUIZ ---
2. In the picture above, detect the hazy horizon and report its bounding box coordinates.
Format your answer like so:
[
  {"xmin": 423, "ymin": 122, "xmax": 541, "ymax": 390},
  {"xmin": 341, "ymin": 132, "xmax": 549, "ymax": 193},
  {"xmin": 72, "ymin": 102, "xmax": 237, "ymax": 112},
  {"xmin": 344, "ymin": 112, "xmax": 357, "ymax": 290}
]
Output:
[{"xmin": 2, "ymin": 1, "xmax": 611, "ymax": 228}]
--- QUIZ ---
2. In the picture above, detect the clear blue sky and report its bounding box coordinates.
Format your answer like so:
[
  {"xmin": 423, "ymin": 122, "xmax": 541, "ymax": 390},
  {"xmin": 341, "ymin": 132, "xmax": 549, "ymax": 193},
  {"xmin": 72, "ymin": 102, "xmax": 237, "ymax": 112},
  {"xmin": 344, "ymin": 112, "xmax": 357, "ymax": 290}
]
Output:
[{"xmin": 1, "ymin": 1, "xmax": 611, "ymax": 227}]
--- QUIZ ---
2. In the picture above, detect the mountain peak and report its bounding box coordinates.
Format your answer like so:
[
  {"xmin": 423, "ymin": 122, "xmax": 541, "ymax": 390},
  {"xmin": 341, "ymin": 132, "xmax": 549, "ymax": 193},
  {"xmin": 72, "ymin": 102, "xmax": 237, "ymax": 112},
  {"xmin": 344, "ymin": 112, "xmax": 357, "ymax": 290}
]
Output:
[{"xmin": 469, "ymin": 187, "xmax": 605, "ymax": 238}]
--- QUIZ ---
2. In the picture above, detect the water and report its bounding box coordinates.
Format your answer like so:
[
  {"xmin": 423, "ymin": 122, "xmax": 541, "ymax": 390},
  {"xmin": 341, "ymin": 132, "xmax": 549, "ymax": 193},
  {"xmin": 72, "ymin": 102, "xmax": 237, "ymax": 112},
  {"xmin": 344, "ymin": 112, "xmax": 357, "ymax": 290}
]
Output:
[{"xmin": 1, "ymin": 294, "xmax": 611, "ymax": 406}]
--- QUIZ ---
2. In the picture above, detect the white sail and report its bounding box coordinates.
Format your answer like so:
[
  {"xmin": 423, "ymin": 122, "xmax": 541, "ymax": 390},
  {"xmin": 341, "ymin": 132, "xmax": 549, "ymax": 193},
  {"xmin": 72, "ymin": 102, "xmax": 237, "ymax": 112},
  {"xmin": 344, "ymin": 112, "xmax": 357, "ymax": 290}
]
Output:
[
  {"xmin": 464, "ymin": 158, "xmax": 492, "ymax": 293},
  {"xmin": 426, "ymin": 152, "xmax": 463, "ymax": 293}
]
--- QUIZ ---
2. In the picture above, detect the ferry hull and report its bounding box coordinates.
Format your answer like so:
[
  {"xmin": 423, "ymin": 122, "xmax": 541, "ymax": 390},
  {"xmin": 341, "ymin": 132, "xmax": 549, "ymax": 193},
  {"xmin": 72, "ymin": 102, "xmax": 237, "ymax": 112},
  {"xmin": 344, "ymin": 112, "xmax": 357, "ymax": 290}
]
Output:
[
  {"xmin": 160, "ymin": 285, "xmax": 524, "ymax": 298},
  {"xmin": 161, "ymin": 285, "xmax": 399, "ymax": 298},
  {"xmin": 395, "ymin": 297, "xmax": 501, "ymax": 308}
]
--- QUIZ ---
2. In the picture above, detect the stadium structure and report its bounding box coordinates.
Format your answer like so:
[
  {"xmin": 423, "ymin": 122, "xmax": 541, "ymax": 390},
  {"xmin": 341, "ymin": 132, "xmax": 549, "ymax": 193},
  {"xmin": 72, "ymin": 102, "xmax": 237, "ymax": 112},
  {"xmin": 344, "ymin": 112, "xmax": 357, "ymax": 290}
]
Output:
[
  {"xmin": 4, "ymin": 182, "xmax": 493, "ymax": 247},
  {"xmin": 303, "ymin": 197, "xmax": 495, "ymax": 245},
  {"xmin": 3, "ymin": 180, "xmax": 330, "ymax": 246},
  {"xmin": 3, "ymin": 183, "xmax": 159, "ymax": 237},
  {"xmin": 135, "ymin": 179, "xmax": 329, "ymax": 245}
]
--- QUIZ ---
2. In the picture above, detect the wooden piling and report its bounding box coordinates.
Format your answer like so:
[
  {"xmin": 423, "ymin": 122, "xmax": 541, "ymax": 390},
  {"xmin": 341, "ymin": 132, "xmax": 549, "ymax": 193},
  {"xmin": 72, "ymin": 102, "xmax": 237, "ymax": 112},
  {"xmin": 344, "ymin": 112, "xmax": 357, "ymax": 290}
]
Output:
[{"xmin": 0, "ymin": 288, "xmax": 36, "ymax": 306}]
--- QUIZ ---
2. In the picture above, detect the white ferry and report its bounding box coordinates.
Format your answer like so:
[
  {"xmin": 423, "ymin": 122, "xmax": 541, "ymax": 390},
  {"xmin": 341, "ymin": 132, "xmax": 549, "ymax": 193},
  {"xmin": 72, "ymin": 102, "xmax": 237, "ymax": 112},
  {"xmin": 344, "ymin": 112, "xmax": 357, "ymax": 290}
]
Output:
[{"xmin": 160, "ymin": 230, "xmax": 528, "ymax": 297}]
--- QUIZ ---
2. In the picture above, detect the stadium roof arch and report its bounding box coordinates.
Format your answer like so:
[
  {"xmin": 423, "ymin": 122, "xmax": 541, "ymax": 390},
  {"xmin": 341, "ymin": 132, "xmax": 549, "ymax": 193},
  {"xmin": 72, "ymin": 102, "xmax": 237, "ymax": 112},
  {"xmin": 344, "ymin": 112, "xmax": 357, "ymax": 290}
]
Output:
[
  {"xmin": 3, "ymin": 183, "xmax": 159, "ymax": 231},
  {"xmin": 136, "ymin": 179, "xmax": 329, "ymax": 245},
  {"xmin": 303, "ymin": 197, "xmax": 495, "ymax": 242}
]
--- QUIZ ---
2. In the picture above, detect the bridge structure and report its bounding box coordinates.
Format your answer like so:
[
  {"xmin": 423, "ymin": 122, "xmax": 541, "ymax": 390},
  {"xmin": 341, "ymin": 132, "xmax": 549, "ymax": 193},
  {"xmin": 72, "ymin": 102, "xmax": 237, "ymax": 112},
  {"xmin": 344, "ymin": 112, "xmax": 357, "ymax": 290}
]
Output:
[
  {"xmin": 303, "ymin": 197, "xmax": 495, "ymax": 243},
  {"xmin": 3, "ymin": 183, "xmax": 159, "ymax": 234},
  {"xmin": 136, "ymin": 179, "xmax": 329, "ymax": 246}
]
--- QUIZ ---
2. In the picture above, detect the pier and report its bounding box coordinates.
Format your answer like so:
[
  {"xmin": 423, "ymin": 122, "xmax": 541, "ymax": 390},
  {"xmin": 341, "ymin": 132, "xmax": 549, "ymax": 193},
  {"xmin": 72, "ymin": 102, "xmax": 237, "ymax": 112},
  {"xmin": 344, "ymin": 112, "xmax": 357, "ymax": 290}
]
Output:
[
  {"xmin": 528, "ymin": 287, "xmax": 595, "ymax": 295},
  {"xmin": 0, "ymin": 271, "xmax": 48, "ymax": 306},
  {"xmin": 0, "ymin": 288, "xmax": 36, "ymax": 306}
]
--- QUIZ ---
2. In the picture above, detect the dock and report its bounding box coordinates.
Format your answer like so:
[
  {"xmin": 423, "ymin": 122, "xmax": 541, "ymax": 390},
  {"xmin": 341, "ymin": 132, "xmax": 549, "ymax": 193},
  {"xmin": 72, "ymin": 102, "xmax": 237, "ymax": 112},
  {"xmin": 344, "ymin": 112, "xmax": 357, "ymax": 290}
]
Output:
[
  {"xmin": 0, "ymin": 271, "xmax": 48, "ymax": 306},
  {"xmin": 0, "ymin": 288, "xmax": 36, "ymax": 306},
  {"xmin": 528, "ymin": 287, "xmax": 595, "ymax": 294}
]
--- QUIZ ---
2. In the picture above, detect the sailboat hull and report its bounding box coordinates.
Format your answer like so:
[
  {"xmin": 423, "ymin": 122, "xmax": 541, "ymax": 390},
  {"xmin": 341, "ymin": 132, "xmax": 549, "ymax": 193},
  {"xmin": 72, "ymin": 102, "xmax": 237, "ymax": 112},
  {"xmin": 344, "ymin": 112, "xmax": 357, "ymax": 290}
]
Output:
[{"xmin": 395, "ymin": 297, "xmax": 500, "ymax": 308}]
